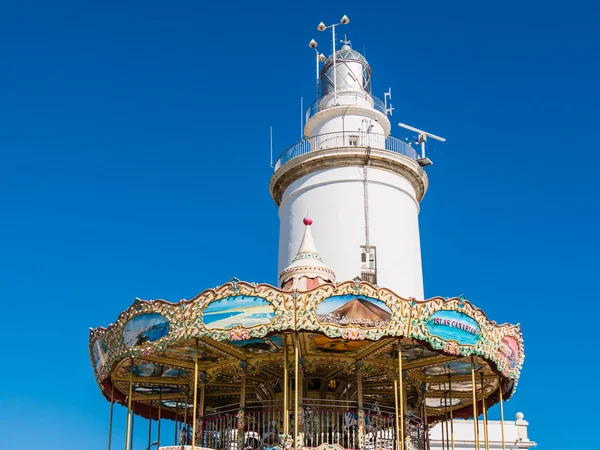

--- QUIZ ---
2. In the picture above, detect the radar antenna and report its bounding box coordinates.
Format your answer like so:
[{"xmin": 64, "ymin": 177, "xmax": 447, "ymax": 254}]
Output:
[{"xmin": 398, "ymin": 122, "xmax": 446, "ymax": 167}]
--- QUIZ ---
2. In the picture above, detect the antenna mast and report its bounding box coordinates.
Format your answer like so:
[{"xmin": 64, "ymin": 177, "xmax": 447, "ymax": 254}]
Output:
[{"xmin": 398, "ymin": 122, "xmax": 446, "ymax": 167}]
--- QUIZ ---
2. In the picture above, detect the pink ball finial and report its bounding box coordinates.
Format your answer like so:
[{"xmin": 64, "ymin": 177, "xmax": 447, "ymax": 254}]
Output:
[{"xmin": 303, "ymin": 217, "xmax": 313, "ymax": 226}]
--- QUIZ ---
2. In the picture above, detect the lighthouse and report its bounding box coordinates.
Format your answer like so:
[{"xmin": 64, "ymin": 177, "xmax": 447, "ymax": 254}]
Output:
[{"xmin": 270, "ymin": 18, "xmax": 430, "ymax": 299}]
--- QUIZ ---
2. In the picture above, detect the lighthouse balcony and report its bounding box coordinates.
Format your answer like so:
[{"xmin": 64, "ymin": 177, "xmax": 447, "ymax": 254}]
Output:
[
  {"xmin": 273, "ymin": 131, "xmax": 419, "ymax": 171},
  {"xmin": 306, "ymin": 91, "xmax": 387, "ymax": 122}
]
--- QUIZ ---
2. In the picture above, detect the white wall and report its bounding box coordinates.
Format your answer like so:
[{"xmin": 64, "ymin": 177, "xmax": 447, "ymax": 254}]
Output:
[
  {"xmin": 277, "ymin": 165, "xmax": 424, "ymax": 299},
  {"xmin": 429, "ymin": 415, "xmax": 535, "ymax": 450}
]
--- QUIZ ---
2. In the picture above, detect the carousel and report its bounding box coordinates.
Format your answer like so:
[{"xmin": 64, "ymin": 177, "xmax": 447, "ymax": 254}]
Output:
[{"xmin": 90, "ymin": 219, "xmax": 524, "ymax": 450}]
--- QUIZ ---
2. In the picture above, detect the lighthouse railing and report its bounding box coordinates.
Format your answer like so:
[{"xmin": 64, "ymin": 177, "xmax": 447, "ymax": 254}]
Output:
[
  {"xmin": 274, "ymin": 131, "xmax": 419, "ymax": 170},
  {"xmin": 306, "ymin": 92, "xmax": 387, "ymax": 122}
]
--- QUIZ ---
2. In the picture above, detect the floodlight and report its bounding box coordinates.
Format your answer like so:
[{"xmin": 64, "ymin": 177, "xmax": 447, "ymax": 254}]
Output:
[
  {"xmin": 309, "ymin": 39, "xmax": 317, "ymax": 49},
  {"xmin": 340, "ymin": 15, "xmax": 350, "ymax": 25},
  {"xmin": 317, "ymin": 22, "xmax": 326, "ymax": 31}
]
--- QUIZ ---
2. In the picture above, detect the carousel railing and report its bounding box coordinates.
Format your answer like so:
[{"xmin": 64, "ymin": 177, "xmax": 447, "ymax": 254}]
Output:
[
  {"xmin": 303, "ymin": 399, "xmax": 359, "ymax": 449},
  {"xmin": 198, "ymin": 400, "xmax": 426, "ymax": 450},
  {"xmin": 203, "ymin": 402, "xmax": 240, "ymax": 450}
]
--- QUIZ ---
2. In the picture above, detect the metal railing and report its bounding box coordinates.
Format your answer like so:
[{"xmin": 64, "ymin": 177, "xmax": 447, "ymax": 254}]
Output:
[
  {"xmin": 273, "ymin": 131, "xmax": 420, "ymax": 171},
  {"xmin": 306, "ymin": 92, "xmax": 387, "ymax": 122},
  {"xmin": 197, "ymin": 399, "xmax": 426, "ymax": 450}
]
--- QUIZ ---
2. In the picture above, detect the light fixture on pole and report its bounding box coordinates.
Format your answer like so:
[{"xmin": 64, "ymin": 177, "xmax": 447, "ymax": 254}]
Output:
[
  {"xmin": 308, "ymin": 39, "xmax": 326, "ymax": 100},
  {"xmin": 317, "ymin": 15, "xmax": 350, "ymax": 104},
  {"xmin": 398, "ymin": 122, "xmax": 446, "ymax": 167}
]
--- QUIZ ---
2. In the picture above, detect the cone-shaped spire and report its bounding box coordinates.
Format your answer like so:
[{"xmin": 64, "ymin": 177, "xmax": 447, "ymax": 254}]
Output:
[{"xmin": 279, "ymin": 217, "xmax": 336, "ymax": 290}]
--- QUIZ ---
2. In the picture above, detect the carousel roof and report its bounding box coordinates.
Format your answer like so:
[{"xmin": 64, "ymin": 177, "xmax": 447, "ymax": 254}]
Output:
[
  {"xmin": 89, "ymin": 278, "xmax": 524, "ymax": 424},
  {"xmin": 279, "ymin": 217, "xmax": 336, "ymax": 290}
]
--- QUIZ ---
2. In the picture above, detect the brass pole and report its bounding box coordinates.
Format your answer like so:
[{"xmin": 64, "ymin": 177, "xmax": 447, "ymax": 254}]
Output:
[
  {"xmin": 192, "ymin": 338, "xmax": 199, "ymax": 448},
  {"xmin": 443, "ymin": 391, "xmax": 449, "ymax": 450},
  {"xmin": 448, "ymin": 375, "xmax": 454, "ymax": 450},
  {"xmin": 199, "ymin": 382, "xmax": 206, "ymax": 447},
  {"xmin": 480, "ymin": 373, "xmax": 489, "ymax": 450},
  {"xmin": 397, "ymin": 340, "xmax": 405, "ymax": 450},
  {"xmin": 357, "ymin": 369, "xmax": 363, "ymax": 409},
  {"xmin": 284, "ymin": 336, "xmax": 289, "ymax": 436},
  {"xmin": 175, "ymin": 402, "xmax": 179, "ymax": 445},
  {"xmin": 294, "ymin": 333, "xmax": 300, "ymax": 449},
  {"xmin": 108, "ymin": 383, "xmax": 115, "ymax": 450},
  {"xmin": 394, "ymin": 379, "xmax": 401, "ymax": 450},
  {"xmin": 158, "ymin": 388, "xmax": 162, "ymax": 448},
  {"xmin": 130, "ymin": 411, "xmax": 135, "ymax": 450},
  {"xmin": 441, "ymin": 400, "xmax": 445, "ymax": 450},
  {"xmin": 422, "ymin": 397, "xmax": 429, "ymax": 450},
  {"xmin": 125, "ymin": 357, "xmax": 134, "ymax": 450},
  {"xmin": 148, "ymin": 401, "xmax": 153, "ymax": 450},
  {"xmin": 470, "ymin": 356, "xmax": 479, "ymax": 450},
  {"xmin": 184, "ymin": 398, "xmax": 189, "ymax": 445},
  {"xmin": 498, "ymin": 378, "xmax": 506, "ymax": 450}
]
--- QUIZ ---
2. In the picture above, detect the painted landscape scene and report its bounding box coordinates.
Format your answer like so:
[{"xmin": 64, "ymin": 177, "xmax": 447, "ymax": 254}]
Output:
[
  {"xmin": 202, "ymin": 295, "xmax": 275, "ymax": 329},
  {"xmin": 123, "ymin": 313, "xmax": 170, "ymax": 347},
  {"xmin": 316, "ymin": 294, "xmax": 391, "ymax": 327}
]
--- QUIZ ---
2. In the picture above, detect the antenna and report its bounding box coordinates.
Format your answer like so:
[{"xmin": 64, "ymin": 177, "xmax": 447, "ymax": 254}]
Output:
[
  {"xmin": 270, "ymin": 126, "xmax": 274, "ymax": 168},
  {"xmin": 398, "ymin": 122, "xmax": 446, "ymax": 167},
  {"xmin": 384, "ymin": 88, "xmax": 394, "ymax": 116}
]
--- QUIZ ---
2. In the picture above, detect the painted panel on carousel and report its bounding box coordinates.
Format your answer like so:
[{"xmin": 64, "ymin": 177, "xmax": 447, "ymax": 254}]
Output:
[
  {"xmin": 499, "ymin": 336, "xmax": 519, "ymax": 369},
  {"xmin": 425, "ymin": 397, "xmax": 461, "ymax": 408},
  {"xmin": 161, "ymin": 342, "xmax": 220, "ymax": 363},
  {"xmin": 424, "ymin": 361, "xmax": 482, "ymax": 376},
  {"xmin": 161, "ymin": 400, "xmax": 195, "ymax": 409},
  {"xmin": 93, "ymin": 339, "xmax": 109, "ymax": 370},
  {"xmin": 202, "ymin": 295, "xmax": 275, "ymax": 329},
  {"xmin": 132, "ymin": 363, "xmax": 187, "ymax": 378},
  {"xmin": 316, "ymin": 294, "xmax": 391, "ymax": 327},
  {"xmin": 133, "ymin": 385, "xmax": 182, "ymax": 395},
  {"xmin": 123, "ymin": 313, "xmax": 170, "ymax": 347},
  {"xmin": 425, "ymin": 310, "xmax": 481, "ymax": 345},
  {"xmin": 229, "ymin": 335, "xmax": 283, "ymax": 353},
  {"xmin": 309, "ymin": 334, "xmax": 371, "ymax": 354}
]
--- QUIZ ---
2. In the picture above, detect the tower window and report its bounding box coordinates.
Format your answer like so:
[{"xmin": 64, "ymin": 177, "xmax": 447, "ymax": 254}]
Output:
[
  {"xmin": 348, "ymin": 135, "xmax": 359, "ymax": 147},
  {"xmin": 360, "ymin": 246, "xmax": 377, "ymax": 284}
]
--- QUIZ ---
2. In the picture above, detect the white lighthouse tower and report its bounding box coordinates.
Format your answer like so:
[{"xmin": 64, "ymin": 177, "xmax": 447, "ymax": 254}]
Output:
[{"xmin": 270, "ymin": 17, "xmax": 435, "ymax": 299}]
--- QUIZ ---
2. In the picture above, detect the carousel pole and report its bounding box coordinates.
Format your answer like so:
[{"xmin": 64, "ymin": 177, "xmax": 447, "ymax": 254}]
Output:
[
  {"xmin": 158, "ymin": 388, "xmax": 162, "ymax": 448},
  {"xmin": 238, "ymin": 365, "xmax": 247, "ymax": 450},
  {"xmin": 394, "ymin": 379, "xmax": 401, "ymax": 450},
  {"xmin": 284, "ymin": 336, "xmax": 289, "ymax": 436},
  {"xmin": 294, "ymin": 332, "xmax": 300, "ymax": 450},
  {"xmin": 108, "ymin": 383, "xmax": 115, "ymax": 450},
  {"xmin": 440, "ymin": 401, "xmax": 446, "ymax": 450},
  {"xmin": 175, "ymin": 402, "xmax": 179, "ymax": 445},
  {"xmin": 184, "ymin": 397, "xmax": 189, "ymax": 446},
  {"xmin": 470, "ymin": 356, "xmax": 479, "ymax": 450},
  {"xmin": 498, "ymin": 378, "xmax": 506, "ymax": 450},
  {"xmin": 397, "ymin": 340, "xmax": 405, "ymax": 450},
  {"xmin": 148, "ymin": 401, "xmax": 153, "ymax": 450},
  {"xmin": 448, "ymin": 375, "xmax": 454, "ymax": 450},
  {"xmin": 125, "ymin": 357, "xmax": 134, "ymax": 450},
  {"xmin": 357, "ymin": 365, "xmax": 365, "ymax": 450},
  {"xmin": 480, "ymin": 373, "xmax": 489, "ymax": 450},
  {"xmin": 443, "ymin": 391, "xmax": 449, "ymax": 450},
  {"xmin": 422, "ymin": 395, "xmax": 429, "ymax": 450},
  {"xmin": 192, "ymin": 338, "xmax": 199, "ymax": 449},
  {"xmin": 130, "ymin": 410, "xmax": 135, "ymax": 450}
]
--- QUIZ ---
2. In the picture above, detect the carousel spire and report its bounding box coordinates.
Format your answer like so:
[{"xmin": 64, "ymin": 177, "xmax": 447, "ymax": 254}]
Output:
[{"xmin": 279, "ymin": 217, "xmax": 336, "ymax": 290}]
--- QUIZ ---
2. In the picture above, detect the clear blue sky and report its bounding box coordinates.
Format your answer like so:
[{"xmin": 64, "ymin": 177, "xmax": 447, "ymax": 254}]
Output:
[{"xmin": 1, "ymin": 1, "xmax": 598, "ymax": 449}]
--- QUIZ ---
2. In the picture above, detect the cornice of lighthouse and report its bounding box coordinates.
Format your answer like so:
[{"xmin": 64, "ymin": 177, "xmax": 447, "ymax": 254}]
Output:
[
  {"xmin": 270, "ymin": 146, "xmax": 428, "ymax": 206},
  {"xmin": 303, "ymin": 104, "xmax": 391, "ymax": 137}
]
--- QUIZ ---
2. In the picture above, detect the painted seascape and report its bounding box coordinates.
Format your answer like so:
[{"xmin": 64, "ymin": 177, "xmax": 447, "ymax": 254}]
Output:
[{"xmin": 202, "ymin": 295, "xmax": 275, "ymax": 329}]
